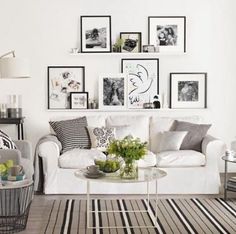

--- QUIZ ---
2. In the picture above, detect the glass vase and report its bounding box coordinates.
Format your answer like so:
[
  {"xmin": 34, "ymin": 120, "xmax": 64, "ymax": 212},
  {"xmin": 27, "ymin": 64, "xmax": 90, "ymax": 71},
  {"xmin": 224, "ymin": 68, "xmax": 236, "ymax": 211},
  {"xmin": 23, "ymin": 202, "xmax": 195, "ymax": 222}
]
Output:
[{"xmin": 120, "ymin": 160, "xmax": 138, "ymax": 179}]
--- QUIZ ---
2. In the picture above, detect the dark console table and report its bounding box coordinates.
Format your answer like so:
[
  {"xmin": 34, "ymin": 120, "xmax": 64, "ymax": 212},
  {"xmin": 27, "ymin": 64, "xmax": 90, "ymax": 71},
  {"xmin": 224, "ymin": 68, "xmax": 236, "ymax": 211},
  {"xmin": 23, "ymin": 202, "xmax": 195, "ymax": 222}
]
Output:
[{"xmin": 0, "ymin": 117, "xmax": 25, "ymax": 140}]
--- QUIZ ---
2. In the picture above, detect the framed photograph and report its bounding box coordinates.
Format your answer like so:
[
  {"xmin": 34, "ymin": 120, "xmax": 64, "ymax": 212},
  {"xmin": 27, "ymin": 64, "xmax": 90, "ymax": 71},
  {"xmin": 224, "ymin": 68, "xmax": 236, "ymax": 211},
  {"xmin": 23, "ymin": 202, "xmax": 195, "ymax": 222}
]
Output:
[
  {"xmin": 70, "ymin": 92, "xmax": 88, "ymax": 109},
  {"xmin": 120, "ymin": 32, "xmax": 142, "ymax": 53},
  {"xmin": 48, "ymin": 66, "xmax": 85, "ymax": 109},
  {"xmin": 143, "ymin": 45, "xmax": 155, "ymax": 53},
  {"xmin": 121, "ymin": 59, "xmax": 159, "ymax": 109},
  {"xmin": 170, "ymin": 73, "xmax": 207, "ymax": 109},
  {"xmin": 80, "ymin": 15, "xmax": 112, "ymax": 53},
  {"xmin": 99, "ymin": 74, "xmax": 126, "ymax": 110},
  {"xmin": 148, "ymin": 16, "xmax": 186, "ymax": 53}
]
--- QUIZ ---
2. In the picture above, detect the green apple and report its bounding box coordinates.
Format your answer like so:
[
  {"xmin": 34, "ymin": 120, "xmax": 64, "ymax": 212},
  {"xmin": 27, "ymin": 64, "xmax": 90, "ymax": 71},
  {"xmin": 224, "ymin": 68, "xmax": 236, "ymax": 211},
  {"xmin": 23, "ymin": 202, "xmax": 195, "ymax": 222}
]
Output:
[
  {"xmin": 0, "ymin": 164, "xmax": 7, "ymax": 174},
  {"xmin": 5, "ymin": 160, "xmax": 14, "ymax": 169}
]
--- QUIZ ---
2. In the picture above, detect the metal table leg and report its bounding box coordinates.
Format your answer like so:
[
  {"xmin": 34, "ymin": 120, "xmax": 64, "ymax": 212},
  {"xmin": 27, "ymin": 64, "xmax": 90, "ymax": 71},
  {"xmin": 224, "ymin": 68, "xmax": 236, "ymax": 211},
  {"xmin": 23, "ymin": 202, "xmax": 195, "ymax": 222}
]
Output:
[
  {"xmin": 224, "ymin": 161, "xmax": 228, "ymax": 201},
  {"xmin": 87, "ymin": 181, "xmax": 90, "ymax": 228}
]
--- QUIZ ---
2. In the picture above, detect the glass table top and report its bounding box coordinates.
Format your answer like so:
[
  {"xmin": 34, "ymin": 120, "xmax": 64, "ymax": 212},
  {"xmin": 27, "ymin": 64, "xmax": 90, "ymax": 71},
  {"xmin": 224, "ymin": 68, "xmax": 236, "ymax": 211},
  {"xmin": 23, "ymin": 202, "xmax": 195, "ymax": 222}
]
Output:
[
  {"xmin": 222, "ymin": 156, "xmax": 236, "ymax": 163},
  {"xmin": 75, "ymin": 167, "xmax": 167, "ymax": 183}
]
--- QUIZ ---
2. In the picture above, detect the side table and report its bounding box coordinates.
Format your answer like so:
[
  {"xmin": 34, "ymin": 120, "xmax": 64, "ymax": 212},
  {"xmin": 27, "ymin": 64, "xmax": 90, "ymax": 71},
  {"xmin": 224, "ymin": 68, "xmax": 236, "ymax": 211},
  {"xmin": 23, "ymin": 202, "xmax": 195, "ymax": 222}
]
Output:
[
  {"xmin": 0, "ymin": 180, "xmax": 34, "ymax": 233},
  {"xmin": 0, "ymin": 117, "xmax": 25, "ymax": 140},
  {"xmin": 222, "ymin": 156, "xmax": 236, "ymax": 200}
]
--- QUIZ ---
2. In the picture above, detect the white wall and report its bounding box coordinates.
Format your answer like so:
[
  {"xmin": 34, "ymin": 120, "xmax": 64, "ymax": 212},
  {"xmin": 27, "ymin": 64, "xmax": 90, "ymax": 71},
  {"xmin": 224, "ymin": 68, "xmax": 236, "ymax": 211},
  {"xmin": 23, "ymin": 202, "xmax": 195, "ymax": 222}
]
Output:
[{"xmin": 0, "ymin": 0, "xmax": 236, "ymax": 171}]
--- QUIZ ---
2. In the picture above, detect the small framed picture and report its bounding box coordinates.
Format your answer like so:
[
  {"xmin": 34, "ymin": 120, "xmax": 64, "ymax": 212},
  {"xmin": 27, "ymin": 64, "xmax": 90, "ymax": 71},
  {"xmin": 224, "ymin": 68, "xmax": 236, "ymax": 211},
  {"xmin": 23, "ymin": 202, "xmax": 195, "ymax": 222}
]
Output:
[
  {"xmin": 143, "ymin": 45, "xmax": 155, "ymax": 53},
  {"xmin": 70, "ymin": 92, "xmax": 89, "ymax": 109},
  {"xmin": 80, "ymin": 15, "xmax": 112, "ymax": 53},
  {"xmin": 99, "ymin": 74, "xmax": 126, "ymax": 110},
  {"xmin": 148, "ymin": 16, "xmax": 186, "ymax": 53},
  {"xmin": 48, "ymin": 66, "xmax": 85, "ymax": 109},
  {"xmin": 120, "ymin": 32, "xmax": 142, "ymax": 53},
  {"xmin": 170, "ymin": 73, "xmax": 207, "ymax": 109}
]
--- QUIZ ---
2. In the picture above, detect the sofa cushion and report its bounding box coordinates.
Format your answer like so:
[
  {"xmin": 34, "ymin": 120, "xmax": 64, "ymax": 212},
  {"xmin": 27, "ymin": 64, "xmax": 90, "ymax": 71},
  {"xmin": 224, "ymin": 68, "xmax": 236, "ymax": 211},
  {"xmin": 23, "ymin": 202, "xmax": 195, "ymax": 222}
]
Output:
[
  {"xmin": 156, "ymin": 150, "xmax": 206, "ymax": 167},
  {"xmin": 49, "ymin": 117, "xmax": 90, "ymax": 153},
  {"xmin": 138, "ymin": 150, "xmax": 157, "ymax": 167},
  {"xmin": 0, "ymin": 130, "xmax": 17, "ymax": 149},
  {"xmin": 150, "ymin": 116, "xmax": 200, "ymax": 153},
  {"xmin": 109, "ymin": 125, "xmax": 132, "ymax": 140},
  {"xmin": 106, "ymin": 115, "xmax": 149, "ymax": 143},
  {"xmin": 59, "ymin": 148, "xmax": 106, "ymax": 169},
  {"xmin": 172, "ymin": 121, "xmax": 211, "ymax": 152},
  {"xmin": 87, "ymin": 126, "xmax": 115, "ymax": 151}
]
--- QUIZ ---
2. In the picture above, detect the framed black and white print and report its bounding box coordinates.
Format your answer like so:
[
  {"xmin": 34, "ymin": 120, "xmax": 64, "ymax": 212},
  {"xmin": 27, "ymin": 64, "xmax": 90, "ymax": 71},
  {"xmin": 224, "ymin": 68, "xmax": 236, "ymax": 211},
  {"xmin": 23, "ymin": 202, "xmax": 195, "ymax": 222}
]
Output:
[
  {"xmin": 80, "ymin": 15, "xmax": 112, "ymax": 53},
  {"xmin": 120, "ymin": 32, "xmax": 142, "ymax": 53},
  {"xmin": 48, "ymin": 66, "xmax": 85, "ymax": 109},
  {"xmin": 99, "ymin": 74, "xmax": 126, "ymax": 110},
  {"xmin": 121, "ymin": 59, "xmax": 159, "ymax": 109},
  {"xmin": 170, "ymin": 73, "xmax": 207, "ymax": 109},
  {"xmin": 148, "ymin": 16, "xmax": 186, "ymax": 53},
  {"xmin": 70, "ymin": 92, "xmax": 88, "ymax": 109}
]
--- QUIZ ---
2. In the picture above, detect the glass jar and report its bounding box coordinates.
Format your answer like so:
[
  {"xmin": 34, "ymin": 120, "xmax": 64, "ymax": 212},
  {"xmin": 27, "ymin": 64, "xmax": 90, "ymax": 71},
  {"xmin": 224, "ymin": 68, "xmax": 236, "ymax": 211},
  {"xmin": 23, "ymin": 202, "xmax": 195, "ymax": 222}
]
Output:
[{"xmin": 120, "ymin": 160, "xmax": 138, "ymax": 179}]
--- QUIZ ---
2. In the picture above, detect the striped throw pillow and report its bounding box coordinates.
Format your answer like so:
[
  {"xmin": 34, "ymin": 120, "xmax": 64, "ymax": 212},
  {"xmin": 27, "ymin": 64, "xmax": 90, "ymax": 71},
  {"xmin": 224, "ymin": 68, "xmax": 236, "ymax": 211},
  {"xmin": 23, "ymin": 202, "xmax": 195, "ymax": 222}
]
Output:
[
  {"xmin": 49, "ymin": 117, "xmax": 91, "ymax": 153},
  {"xmin": 0, "ymin": 130, "xmax": 17, "ymax": 149}
]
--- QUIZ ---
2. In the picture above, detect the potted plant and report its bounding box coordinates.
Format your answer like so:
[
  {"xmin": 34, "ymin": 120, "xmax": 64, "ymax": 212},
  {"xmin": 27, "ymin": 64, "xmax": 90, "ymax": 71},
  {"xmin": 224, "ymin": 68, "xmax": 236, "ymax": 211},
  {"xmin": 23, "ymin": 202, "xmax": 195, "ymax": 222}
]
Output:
[
  {"xmin": 112, "ymin": 38, "xmax": 124, "ymax": 53},
  {"xmin": 107, "ymin": 136, "xmax": 147, "ymax": 179}
]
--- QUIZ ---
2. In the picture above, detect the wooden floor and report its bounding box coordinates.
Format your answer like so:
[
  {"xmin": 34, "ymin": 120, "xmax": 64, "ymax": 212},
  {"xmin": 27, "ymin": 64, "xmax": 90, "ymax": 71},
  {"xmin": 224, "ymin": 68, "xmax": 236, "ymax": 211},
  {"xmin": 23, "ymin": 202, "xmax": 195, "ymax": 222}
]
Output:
[{"xmin": 19, "ymin": 173, "xmax": 236, "ymax": 234}]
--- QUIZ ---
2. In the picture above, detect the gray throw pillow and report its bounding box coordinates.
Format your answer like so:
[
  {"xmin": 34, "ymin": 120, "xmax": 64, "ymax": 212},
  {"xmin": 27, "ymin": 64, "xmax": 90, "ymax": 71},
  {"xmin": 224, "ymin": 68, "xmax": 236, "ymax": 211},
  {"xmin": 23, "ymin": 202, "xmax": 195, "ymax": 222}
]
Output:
[
  {"xmin": 49, "ymin": 117, "xmax": 91, "ymax": 153},
  {"xmin": 172, "ymin": 120, "xmax": 211, "ymax": 152}
]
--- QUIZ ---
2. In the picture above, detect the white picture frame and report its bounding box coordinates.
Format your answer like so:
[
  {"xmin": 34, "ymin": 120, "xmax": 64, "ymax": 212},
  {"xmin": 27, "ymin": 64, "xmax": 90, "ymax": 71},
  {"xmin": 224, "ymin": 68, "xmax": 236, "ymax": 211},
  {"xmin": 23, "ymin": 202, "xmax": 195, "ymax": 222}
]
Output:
[
  {"xmin": 99, "ymin": 74, "xmax": 127, "ymax": 110},
  {"xmin": 121, "ymin": 59, "xmax": 159, "ymax": 109}
]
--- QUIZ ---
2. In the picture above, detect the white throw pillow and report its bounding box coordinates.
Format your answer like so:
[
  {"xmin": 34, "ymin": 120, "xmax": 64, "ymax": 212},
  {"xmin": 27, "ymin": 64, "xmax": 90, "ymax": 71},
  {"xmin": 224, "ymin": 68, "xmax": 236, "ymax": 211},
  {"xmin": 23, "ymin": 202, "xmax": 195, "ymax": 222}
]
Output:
[
  {"xmin": 110, "ymin": 125, "xmax": 132, "ymax": 140},
  {"xmin": 158, "ymin": 131, "xmax": 188, "ymax": 152},
  {"xmin": 87, "ymin": 126, "xmax": 115, "ymax": 151}
]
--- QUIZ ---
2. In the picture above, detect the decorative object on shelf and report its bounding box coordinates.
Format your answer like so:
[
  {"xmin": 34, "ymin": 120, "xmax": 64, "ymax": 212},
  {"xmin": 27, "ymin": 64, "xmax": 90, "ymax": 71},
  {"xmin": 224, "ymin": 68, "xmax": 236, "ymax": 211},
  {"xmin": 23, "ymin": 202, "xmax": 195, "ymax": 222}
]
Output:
[
  {"xmin": 112, "ymin": 38, "xmax": 123, "ymax": 53},
  {"xmin": 80, "ymin": 15, "xmax": 112, "ymax": 53},
  {"xmin": 88, "ymin": 99, "xmax": 98, "ymax": 109},
  {"xmin": 143, "ymin": 102, "xmax": 154, "ymax": 109},
  {"xmin": 7, "ymin": 94, "xmax": 22, "ymax": 118},
  {"xmin": 121, "ymin": 58, "xmax": 159, "ymax": 109},
  {"xmin": 99, "ymin": 74, "xmax": 126, "ymax": 110},
  {"xmin": 70, "ymin": 92, "xmax": 88, "ymax": 109},
  {"xmin": 142, "ymin": 45, "xmax": 155, "ymax": 53},
  {"xmin": 148, "ymin": 16, "xmax": 186, "ymax": 53},
  {"xmin": 48, "ymin": 66, "xmax": 85, "ymax": 109},
  {"xmin": 70, "ymin": 48, "xmax": 79, "ymax": 54},
  {"xmin": 0, "ymin": 103, "xmax": 7, "ymax": 118},
  {"xmin": 0, "ymin": 50, "xmax": 30, "ymax": 79},
  {"xmin": 120, "ymin": 32, "xmax": 142, "ymax": 53},
  {"xmin": 107, "ymin": 136, "xmax": 147, "ymax": 179},
  {"xmin": 153, "ymin": 95, "xmax": 161, "ymax": 108},
  {"xmin": 170, "ymin": 73, "xmax": 207, "ymax": 109}
]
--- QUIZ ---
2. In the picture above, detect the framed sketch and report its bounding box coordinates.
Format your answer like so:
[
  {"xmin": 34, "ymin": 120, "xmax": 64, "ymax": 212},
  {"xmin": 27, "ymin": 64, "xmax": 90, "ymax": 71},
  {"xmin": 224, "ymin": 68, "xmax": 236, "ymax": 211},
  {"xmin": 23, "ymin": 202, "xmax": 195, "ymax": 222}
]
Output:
[
  {"xmin": 148, "ymin": 16, "xmax": 186, "ymax": 53},
  {"xmin": 170, "ymin": 73, "xmax": 207, "ymax": 109},
  {"xmin": 70, "ymin": 92, "xmax": 88, "ymax": 109},
  {"xmin": 80, "ymin": 15, "xmax": 112, "ymax": 53},
  {"xmin": 48, "ymin": 66, "xmax": 85, "ymax": 109},
  {"xmin": 121, "ymin": 59, "xmax": 159, "ymax": 109},
  {"xmin": 120, "ymin": 32, "xmax": 142, "ymax": 53},
  {"xmin": 99, "ymin": 74, "xmax": 126, "ymax": 110}
]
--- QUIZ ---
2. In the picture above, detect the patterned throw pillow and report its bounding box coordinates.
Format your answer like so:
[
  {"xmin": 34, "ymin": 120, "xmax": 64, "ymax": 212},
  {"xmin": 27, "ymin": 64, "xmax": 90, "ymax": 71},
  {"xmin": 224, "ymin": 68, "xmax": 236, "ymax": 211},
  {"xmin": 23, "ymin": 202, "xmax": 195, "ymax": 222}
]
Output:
[
  {"xmin": 0, "ymin": 130, "xmax": 17, "ymax": 149},
  {"xmin": 87, "ymin": 126, "xmax": 115, "ymax": 151},
  {"xmin": 49, "ymin": 117, "xmax": 91, "ymax": 153}
]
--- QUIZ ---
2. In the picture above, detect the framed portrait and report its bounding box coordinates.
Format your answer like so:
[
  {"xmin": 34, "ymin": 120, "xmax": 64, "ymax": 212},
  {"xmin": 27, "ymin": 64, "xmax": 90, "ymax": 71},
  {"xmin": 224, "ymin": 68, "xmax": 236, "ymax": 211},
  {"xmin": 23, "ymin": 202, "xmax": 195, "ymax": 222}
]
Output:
[
  {"xmin": 142, "ymin": 45, "xmax": 155, "ymax": 53},
  {"xmin": 80, "ymin": 15, "xmax": 112, "ymax": 53},
  {"xmin": 70, "ymin": 92, "xmax": 88, "ymax": 109},
  {"xmin": 170, "ymin": 73, "xmax": 207, "ymax": 109},
  {"xmin": 120, "ymin": 32, "xmax": 142, "ymax": 53},
  {"xmin": 48, "ymin": 66, "xmax": 85, "ymax": 109},
  {"xmin": 148, "ymin": 16, "xmax": 186, "ymax": 53},
  {"xmin": 99, "ymin": 74, "xmax": 126, "ymax": 110},
  {"xmin": 121, "ymin": 59, "xmax": 159, "ymax": 109}
]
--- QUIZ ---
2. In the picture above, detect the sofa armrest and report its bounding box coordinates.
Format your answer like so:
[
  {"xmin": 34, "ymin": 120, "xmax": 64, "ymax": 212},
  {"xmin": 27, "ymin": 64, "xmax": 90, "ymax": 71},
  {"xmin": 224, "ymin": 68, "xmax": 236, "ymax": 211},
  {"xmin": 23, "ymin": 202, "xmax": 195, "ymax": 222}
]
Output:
[
  {"xmin": 14, "ymin": 140, "xmax": 32, "ymax": 161},
  {"xmin": 202, "ymin": 135, "xmax": 226, "ymax": 166},
  {"xmin": 0, "ymin": 149, "xmax": 21, "ymax": 164}
]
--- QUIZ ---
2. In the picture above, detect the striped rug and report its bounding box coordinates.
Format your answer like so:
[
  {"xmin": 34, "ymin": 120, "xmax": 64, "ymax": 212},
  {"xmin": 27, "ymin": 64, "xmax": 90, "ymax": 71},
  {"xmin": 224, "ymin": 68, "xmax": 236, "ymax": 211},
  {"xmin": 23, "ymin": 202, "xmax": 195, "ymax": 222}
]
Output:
[{"xmin": 42, "ymin": 198, "xmax": 236, "ymax": 234}]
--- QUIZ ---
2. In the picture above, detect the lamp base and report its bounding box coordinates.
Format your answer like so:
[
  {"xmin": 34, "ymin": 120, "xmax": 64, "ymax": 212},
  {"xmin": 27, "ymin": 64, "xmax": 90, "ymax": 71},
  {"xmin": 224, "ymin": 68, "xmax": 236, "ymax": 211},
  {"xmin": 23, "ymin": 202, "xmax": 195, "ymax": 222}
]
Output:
[{"xmin": 7, "ymin": 108, "xmax": 22, "ymax": 118}]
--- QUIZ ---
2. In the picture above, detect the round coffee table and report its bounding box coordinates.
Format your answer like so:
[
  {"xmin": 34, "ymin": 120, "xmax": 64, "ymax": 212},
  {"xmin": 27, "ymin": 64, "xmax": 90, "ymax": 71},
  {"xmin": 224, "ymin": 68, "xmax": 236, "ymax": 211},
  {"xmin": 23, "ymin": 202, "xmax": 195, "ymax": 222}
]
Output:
[{"xmin": 75, "ymin": 167, "xmax": 167, "ymax": 229}]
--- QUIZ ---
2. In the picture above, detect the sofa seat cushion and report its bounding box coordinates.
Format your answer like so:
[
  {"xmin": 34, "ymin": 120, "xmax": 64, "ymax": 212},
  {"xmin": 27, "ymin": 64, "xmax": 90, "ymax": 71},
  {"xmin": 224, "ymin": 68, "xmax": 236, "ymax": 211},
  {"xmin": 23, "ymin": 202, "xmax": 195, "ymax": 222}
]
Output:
[
  {"xmin": 138, "ymin": 151, "xmax": 157, "ymax": 167},
  {"xmin": 156, "ymin": 150, "xmax": 205, "ymax": 167},
  {"xmin": 59, "ymin": 149, "xmax": 106, "ymax": 169}
]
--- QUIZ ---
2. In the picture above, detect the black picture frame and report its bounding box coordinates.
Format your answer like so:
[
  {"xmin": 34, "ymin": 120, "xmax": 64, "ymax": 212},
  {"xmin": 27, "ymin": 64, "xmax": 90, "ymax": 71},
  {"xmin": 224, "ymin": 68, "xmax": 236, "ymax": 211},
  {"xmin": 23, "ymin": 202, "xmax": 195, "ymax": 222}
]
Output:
[
  {"xmin": 148, "ymin": 16, "xmax": 186, "ymax": 53},
  {"xmin": 70, "ymin": 92, "xmax": 89, "ymax": 109},
  {"xmin": 170, "ymin": 72, "xmax": 207, "ymax": 109},
  {"xmin": 47, "ymin": 66, "xmax": 85, "ymax": 109},
  {"xmin": 120, "ymin": 32, "xmax": 142, "ymax": 53},
  {"xmin": 80, "ymin": 15, "xmax": 112, "ymax": 53},
  {"xmin": 121, "ymin": 58, "xmax": 159, "ymax": 109}
]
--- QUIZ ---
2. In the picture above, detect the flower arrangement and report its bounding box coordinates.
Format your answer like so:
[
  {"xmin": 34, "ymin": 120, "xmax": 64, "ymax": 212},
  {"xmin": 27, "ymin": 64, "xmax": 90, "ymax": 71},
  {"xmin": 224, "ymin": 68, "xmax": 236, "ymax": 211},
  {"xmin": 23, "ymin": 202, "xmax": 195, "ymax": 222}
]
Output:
[{"xmin": 0, "ymin": 160, "xmax": 14, "ymax": 176}]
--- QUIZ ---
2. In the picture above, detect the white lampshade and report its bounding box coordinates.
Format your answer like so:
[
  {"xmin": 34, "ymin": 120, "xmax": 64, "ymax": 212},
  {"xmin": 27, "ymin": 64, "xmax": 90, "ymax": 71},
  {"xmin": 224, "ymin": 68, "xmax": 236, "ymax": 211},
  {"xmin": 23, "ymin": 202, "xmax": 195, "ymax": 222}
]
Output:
[{"xmin": 0, "ymin": 57, "xmax": 30, "ymax": 78}]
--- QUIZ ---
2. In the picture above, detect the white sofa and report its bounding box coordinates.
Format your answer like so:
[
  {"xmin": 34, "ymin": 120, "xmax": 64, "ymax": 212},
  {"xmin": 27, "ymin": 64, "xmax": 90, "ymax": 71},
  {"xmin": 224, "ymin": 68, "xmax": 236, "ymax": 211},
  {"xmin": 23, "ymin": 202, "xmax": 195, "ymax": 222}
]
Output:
[{"xmin": 38, "ymin": 115, "xmax": 225, "ymax": 194}]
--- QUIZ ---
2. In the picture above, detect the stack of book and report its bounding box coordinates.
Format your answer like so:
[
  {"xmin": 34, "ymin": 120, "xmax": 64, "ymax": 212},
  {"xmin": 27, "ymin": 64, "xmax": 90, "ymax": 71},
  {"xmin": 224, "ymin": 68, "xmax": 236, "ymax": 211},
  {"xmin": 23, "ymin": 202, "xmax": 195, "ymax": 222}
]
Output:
[
  {"xmin": 227, "ymin": 177, "xmax": 236, "ymax": 191},
  {"xmin": 1, "ymin": 174, "xmax": 25, "ymax": 182}
]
